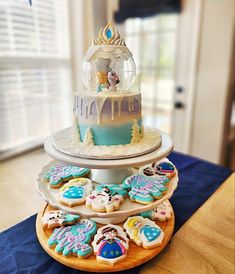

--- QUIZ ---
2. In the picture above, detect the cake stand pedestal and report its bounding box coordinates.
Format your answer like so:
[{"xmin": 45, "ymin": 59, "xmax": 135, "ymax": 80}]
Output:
[{"xmin": 36, "ymin": 203, "xmax": 175, "ymax": 273}]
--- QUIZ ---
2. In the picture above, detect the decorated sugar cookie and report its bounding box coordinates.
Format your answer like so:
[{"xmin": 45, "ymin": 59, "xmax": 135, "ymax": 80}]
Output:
[
  {"xmin": 86, "ymin": 185, "xmax": 126, "ymax": 212},
  {"xmin": 48, "ymin": 219, "xmax": 96, "ymax": 258},
  {"xmin": 124, "ymin": 216, "xmax": 164, "ymax": 249},
  {"xmin": 95, "ymin": 184, "xmax": 128, "ymax": 197},
  {"xmin": 92, "ymin": 224, "xmax": 129, "ymax": 265},
  {"xmin": 140, "ymin": 161, "xmax": 176, "ymax": 178},
  {"xmin": 59, "ymin": 178, "xmax": 93, "ymax": 207},
  {"xmin": 44, "ymin": 163, "xmax": 90, "ymax": 188},
  {"xmin": 139, "ymin": 201, "xmax": 172, "ymax": 222},
  {"xmin": 122, "ymin": 174, "xmax": 168, "ymax": 204},
  {"xmin": 42, "ymin": 210, "xmax": 80, "ymax": 228}
]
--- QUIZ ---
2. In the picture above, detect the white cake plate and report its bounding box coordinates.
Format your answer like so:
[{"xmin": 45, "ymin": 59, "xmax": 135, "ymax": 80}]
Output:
[
  {"xmin": 44, "ymin": 130, "xmax": 173, "ymax": 184},
  {"xmin": 37, "ymin": 159, "xmax": 178, "ymax": 224},
  {"xmin": 51, "ymin": 127, "xmax": 162, "ymax": 160}
]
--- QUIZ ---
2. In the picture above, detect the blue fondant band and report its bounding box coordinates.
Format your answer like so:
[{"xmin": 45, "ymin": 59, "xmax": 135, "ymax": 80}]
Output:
[{"xmin": 79, "ymin": 120, "xmax": 142, "ymax": 146}]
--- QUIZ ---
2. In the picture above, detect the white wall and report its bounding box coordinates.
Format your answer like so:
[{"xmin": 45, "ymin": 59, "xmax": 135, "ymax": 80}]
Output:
[{"xmin": 190, "ymin": 0, "xmax": 234, "ymax": 163}]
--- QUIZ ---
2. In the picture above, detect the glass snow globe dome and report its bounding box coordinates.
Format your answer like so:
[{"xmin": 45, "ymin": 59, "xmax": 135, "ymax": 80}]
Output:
[{"xmin": 82, "ymin": 23, "xmax": 136, "ymax": 92}]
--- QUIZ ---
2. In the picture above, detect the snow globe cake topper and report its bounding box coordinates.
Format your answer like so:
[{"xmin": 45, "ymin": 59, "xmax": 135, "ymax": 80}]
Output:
[{"xmin": 82, "ymin": 22, "xmax": 136, "ymax": 92}]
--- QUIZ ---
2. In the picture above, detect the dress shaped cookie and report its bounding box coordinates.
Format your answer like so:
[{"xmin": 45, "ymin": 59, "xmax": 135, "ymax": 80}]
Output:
[
  {"xmin": 59, "ymin": 178, "xmax": 93, "ymax": 207},
  {"xmin": 44, "ymin": 163, "xmax": 90, "ymax": 188},
  {"xmin": 92, "ymin": 224, "xmax": 129, "ymax": 265},
  {"xmin": 42, "ymin": 210, "xmax": 80, "ymax": 228},
  {"xmin": 86, "ymin": 185, "xmax": 126, "ymax": 212},
  {"xmin": 122, "ymin": 174, "xmax": 168, "ymax": 204},
  {"xmin": 140, "ymin": 161, "xmax": 176, "ymax": 178},
  {"xmin": 48, "ymin": 219, "xmax": 96, "ymax": 258},
  {"xmin": 124, "ymin": 216, "xmax": 164, "ymax": 249},
  {"xmin": 139, "ymin": 200, "xmax": 172, "ymax": 222}
]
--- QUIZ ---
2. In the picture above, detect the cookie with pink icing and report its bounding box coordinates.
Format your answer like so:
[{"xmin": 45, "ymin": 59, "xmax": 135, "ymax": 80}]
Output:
[
  {"xmin": 48, "ymin": 219, "xmax": 96, "ymax": 258},
  {"xmin": 92, "ymin": 224, "xmax": 129, "ymax": 265},
  {"xmin": 122, "ymin": 174, "xmax": 168, "ymax": 204},
  {"xmin": 139, "ymin": 200, "xmax": 173, "ymax": 222},
  {"xmin": 42, "ymin": 210, "xmax": 80, "ymax": 228},
  {"xmin": 86, "ymin": 185, "xmax": 125, "ymax": 212},
  {"xmin": 140, "ymin": 160, "xmax": 176, "ymax": 178},
  {"xmin": 44, "ymin": 163, "xmax": 90, "ymax": 188},
  {"xmin": 59, "ymin": 178, "xmax": 93, "ymax": 207},
  {"xmin": 124, "ymin": 216, "xmax": 164, "ymax": 249}
]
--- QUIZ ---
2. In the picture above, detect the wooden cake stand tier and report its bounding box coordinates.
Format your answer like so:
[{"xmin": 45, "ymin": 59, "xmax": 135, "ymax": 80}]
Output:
[{"xmin": 36, "ymin": 204, "xmax": 175, "ymax": 273}]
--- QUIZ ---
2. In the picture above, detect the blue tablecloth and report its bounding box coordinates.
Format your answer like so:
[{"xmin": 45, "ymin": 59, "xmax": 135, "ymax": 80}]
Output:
[{"xmin": 0, "ymin": 151, "xmax": 232, "ymax": 274}]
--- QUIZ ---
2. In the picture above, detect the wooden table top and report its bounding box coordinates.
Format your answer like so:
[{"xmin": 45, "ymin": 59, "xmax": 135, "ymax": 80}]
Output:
[
  {"xmin": 0, "ymin": 149, "xmax": 234, "ymax": 273},
  {"xmin": 141, "ymin": 173, "xmax": 235, "ymax": 274}
]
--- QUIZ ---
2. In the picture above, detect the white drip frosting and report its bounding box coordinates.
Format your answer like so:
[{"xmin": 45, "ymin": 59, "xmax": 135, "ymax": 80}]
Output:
[{"xmin": 74, "ymin": 91, "xmax": 141, "ymax": 125}]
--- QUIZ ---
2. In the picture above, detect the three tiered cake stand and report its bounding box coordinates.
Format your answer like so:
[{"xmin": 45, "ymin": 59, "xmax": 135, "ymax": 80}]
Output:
[{"xmin": 36, "ymin": 127, "xmax": 178, "ymax": 272}]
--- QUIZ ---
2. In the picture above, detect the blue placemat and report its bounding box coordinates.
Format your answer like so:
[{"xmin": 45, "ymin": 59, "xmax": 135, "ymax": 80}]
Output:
[{"xmin": 0, "ymin": 151, "xmax": 232, "ymax": 274}]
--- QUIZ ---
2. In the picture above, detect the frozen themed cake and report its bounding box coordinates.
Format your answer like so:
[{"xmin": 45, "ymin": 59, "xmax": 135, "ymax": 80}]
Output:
[
  {"xmin": 52, "ymin": 22, "xmax": 162, "ymax": 158},
  {"xmin": 74, "ymin": 22, "xmax": 142, "ymax": 146}
]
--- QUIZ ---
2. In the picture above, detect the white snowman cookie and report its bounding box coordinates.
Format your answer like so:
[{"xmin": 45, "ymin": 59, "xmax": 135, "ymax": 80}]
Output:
[
  {"xmin": 59, "ymin": 178, "xmax": 93, "ymax": 207},
  {"xmin": 42, "ymin": 210, "xmax": 80, "ymax": 228},
  {"xmin": 92, "ymin": 224, "xmax": 129, "ymax": 265},
  {"xmin": 86, "ymin": 185, "xmax": 125, "ymax": 213},
  {"xmin": 124, "ymin": 216, "xmax": 164, "ymax": 249}
]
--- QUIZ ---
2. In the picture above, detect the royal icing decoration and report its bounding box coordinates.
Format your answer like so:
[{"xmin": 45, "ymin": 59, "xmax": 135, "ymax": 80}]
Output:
[
  {"xmin": 95, "ymin": 184, "xmax": 128, "ymax": 197},
  {"xmin": 122, "ymin": 174, "xmax": 168, "ymax": 204},
  {"xmin": 86, "ymin": 185, "xmax": 126, "ymax": 212},
  {"xmin": 140, "ymin": 161, "xmax": 176, "ymax": 178},
  {"xmin": 139, "ymin": 201, "xmax": 172, "ymax": 222},
  {"xmin": 92, "ymin": 224, "xmax": 129, "ymax": 265},
  {"xmin": 124, "ymin": 216, "xmax": 164, "ymax": 249},
  {"xmin": 59, "ymin": 178, "xmax": 93, "ymax": 207},
  {"xmin": 44, "ymin": 163, "xmax": 90, "ymax": 188},
  {"xmin": 42, "ymin": 210, "xmax": 80, "ymax": 228},
  {"xmin": 48, "ymin": 219, "xmax": 96, "ymax": 258}
]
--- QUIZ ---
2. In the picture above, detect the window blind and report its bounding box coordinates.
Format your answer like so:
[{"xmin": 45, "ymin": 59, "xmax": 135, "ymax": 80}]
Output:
[{"xmin": 0, "ymin": 0, "xmax": 73, "ymax": 156}]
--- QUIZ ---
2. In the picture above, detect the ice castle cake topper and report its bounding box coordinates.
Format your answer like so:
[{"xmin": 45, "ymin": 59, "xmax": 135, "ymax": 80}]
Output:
[{"xmin": 93, "ymin": 22, "xmax": 126, "ymax": 46}]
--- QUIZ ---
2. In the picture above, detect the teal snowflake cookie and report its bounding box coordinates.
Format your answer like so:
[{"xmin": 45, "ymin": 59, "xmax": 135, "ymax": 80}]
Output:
[
  {"xmin": 48, "ymin": 219, "xmax": 96, "ymax": 258},
  {"xmin": 122, "ymin": 174, "xmax": 168, "ymax": 204},
  {"xmin": 42, "ymin": 210, "xmax": 80, "ymax": 228},
  {"xmin": 44, "ymin": 163, "xmax": 90, "ymax": 188}
]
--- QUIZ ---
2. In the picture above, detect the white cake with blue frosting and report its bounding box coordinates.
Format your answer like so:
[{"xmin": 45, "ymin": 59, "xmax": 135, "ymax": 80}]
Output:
[{"xmin": 73, "ymin": 22, "xmax": 144, "ymax": 146}]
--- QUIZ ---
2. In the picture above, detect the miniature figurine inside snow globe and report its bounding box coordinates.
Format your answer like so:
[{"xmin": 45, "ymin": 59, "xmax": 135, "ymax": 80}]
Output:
[{"xmin": 82, "ymin": 22, "xmax": 136, "ymax": 93}]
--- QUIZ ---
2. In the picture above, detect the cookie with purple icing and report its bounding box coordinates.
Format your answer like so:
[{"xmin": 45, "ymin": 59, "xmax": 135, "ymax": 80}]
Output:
[
  {"xmin": 48, "ymin": 219, "xmax": 96, "ymax": 258},
  {"xmin": 122, "ymin": 174, "xmax": 168, "ymax": 204},
  {"xmin": 44, "ymin": 163, "xmax": 90, "ymax": 188}
]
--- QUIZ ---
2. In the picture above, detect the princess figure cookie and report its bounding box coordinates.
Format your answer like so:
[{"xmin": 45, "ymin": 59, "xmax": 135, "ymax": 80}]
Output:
[
  {"xmin": 59, "ymin": 178, "xmax": 93, "ymax": 207},
  {"xmin": 44, "ymin": 163, "xmax": 90, "ymax": 188},
  {"xmin": 140, "ymin": 160, "xmax": 176, "ymax": 178},
  {"xmin": 139, "ymin": 200, "xmax": 173, "ymax": 222},
  {"xmin": 42, "ymin": 210, "xmax": 80, "ymax": 228},
  {"xmin": 86, "ymin": 185, "xmax": 126, "ymax": 212},
  {"xmin": 48, "ymin": 219, "xmax": 96, "ymax": 258},
  {"xmin": 122, "ymin": 174, "xmax": 168, "ymax": 204},
  {"xmin": 124, "ymin": 216, "xmax": 164, "ymax": 249},
  {"xmin": 92, "ymin": 224, "xmax": 129, "ymax": 265}
]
